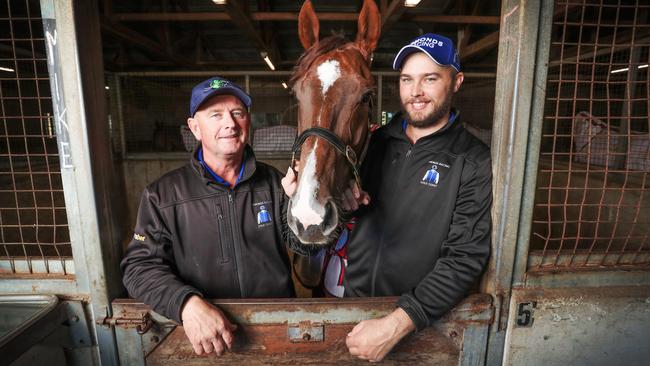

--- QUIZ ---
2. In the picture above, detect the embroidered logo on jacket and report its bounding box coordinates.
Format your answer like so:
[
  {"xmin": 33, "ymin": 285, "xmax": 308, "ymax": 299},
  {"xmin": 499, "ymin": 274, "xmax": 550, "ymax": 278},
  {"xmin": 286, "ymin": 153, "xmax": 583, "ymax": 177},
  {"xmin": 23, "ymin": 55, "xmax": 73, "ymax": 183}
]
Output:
[
  {"xmin": 257, "ymin": 205, "xmax": 271, "ymax": 224},
  {"xmin": 421, "ymin": 161, "xmax": 450, "ymax": 187},
  {"xmin": 254, "ymin": 201, "xmax": 272, "ymax": 227},
  {"xmin": 422, "ymin": 164, "xmax": 440, "ymax": 185}
]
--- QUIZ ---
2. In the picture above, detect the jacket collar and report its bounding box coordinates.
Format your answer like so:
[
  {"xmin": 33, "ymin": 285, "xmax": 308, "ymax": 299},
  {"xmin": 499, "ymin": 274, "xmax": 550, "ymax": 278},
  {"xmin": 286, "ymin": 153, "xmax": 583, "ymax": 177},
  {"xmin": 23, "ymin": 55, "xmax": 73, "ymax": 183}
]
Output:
[{"xmin": 190, "ymin": 144, "xmax": 258, "ymax": 188}]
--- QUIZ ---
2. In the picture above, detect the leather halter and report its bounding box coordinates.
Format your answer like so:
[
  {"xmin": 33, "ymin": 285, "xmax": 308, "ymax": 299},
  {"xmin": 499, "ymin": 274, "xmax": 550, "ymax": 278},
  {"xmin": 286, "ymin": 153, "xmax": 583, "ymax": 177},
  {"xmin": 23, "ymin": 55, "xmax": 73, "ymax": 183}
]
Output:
[{"xmin": 291, "ymin": 126, "xmax": 370, "ymax": 189}]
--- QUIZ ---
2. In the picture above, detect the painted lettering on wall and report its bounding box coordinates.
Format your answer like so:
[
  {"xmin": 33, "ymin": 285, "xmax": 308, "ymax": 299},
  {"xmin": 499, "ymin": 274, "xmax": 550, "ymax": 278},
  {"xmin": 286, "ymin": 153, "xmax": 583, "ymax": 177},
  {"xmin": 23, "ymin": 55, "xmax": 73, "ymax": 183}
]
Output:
[{"xmin": 43, "ymin": 20, "xmax": 73, "ymax": 169}]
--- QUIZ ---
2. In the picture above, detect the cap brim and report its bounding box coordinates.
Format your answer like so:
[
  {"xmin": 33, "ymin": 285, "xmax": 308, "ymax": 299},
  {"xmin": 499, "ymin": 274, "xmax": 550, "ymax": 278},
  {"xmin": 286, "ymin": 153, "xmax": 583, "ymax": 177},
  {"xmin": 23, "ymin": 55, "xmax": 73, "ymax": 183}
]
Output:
[
  {"xmin": 195, "ymin": 87, "xmax": 252, "ymax": 116},
  {"xmin": 392, "ymin": 44, "xmax": 460, "ymax": 72}
]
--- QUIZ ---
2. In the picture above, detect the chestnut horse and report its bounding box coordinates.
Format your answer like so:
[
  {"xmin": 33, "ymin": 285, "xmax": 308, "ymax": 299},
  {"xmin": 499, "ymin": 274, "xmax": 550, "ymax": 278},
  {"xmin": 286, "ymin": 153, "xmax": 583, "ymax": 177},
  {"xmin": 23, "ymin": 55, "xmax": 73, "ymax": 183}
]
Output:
[{"xmin": 287, "ymin": 0, "xmax": 380, "ymax": 247}]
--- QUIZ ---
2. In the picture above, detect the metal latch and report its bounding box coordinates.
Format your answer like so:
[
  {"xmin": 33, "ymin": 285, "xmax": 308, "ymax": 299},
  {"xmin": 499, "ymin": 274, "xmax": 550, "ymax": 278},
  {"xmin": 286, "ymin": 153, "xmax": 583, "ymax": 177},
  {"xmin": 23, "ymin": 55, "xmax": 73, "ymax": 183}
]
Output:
[
  {"xmin": 287, "ymin": 321, "xmax": 324, "ymax": 342},
  {"xmin": 98, "ymin": 311, "xmax": 153, "ymax": 335}
]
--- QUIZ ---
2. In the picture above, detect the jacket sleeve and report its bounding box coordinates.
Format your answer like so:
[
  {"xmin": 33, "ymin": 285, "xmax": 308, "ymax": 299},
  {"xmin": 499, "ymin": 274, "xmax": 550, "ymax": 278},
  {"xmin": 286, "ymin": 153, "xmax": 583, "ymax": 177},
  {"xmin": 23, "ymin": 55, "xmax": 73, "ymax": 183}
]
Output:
[
  {"xmin": 121, "ymin": 187, "xmax": 202, "ymax": 323},
  {"xmin": 397, "ymin": 156, "xmax": 492, "ymax": 331}
]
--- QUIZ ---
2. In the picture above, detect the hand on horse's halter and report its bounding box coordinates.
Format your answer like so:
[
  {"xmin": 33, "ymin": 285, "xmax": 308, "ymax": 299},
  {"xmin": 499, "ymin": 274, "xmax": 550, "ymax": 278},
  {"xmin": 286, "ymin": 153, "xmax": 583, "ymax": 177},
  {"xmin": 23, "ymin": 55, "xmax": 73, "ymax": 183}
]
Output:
[
  {"xmin": 281, "ymin": 166, "xmax": 299, "ymax": 198},
  {"xmin": 341, "ymin": 179, "xmax": 370, "ymax": 212}
]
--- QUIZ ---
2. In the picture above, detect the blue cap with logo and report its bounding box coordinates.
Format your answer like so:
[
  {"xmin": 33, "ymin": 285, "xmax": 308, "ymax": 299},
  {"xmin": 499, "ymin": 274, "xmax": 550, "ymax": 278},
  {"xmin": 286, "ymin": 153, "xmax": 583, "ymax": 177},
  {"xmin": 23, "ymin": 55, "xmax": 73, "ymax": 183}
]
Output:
[
  {"xmin": 392, "ymin": 33, "xmax": 460, "ymax": 72},
  {"xmin": 189, "ymin": 76, "xmax": 252, "ymax": 117}
]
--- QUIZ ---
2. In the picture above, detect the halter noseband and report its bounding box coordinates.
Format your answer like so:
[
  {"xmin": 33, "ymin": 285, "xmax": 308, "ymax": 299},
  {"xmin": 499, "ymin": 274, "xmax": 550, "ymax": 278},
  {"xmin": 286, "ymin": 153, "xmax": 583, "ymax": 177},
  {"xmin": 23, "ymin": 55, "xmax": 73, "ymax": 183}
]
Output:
[{"xmin": 291, "ymin": 126, "xmax": 369, "ymax": 189}]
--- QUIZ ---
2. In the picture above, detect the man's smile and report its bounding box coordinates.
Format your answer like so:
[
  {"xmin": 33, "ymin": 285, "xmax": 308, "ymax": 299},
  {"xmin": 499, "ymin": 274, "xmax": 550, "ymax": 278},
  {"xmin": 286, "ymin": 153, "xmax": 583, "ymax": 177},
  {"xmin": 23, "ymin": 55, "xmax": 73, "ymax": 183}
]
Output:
[{"xmin": 409, "ymin": 100, "xmax": 430, "ymax": 110}]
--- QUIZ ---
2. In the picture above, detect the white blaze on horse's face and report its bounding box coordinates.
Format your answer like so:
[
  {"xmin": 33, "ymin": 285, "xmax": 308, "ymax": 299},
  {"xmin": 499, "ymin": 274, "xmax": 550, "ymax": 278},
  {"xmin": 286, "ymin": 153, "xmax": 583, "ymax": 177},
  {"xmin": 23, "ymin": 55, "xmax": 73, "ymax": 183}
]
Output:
[
  {"xmin": 291, "ymin": 141, "xmax": 327, "ymax": 227},
  {"xmin": 316, "ymin": 60, "xmax": 340, "ymax": 95}
]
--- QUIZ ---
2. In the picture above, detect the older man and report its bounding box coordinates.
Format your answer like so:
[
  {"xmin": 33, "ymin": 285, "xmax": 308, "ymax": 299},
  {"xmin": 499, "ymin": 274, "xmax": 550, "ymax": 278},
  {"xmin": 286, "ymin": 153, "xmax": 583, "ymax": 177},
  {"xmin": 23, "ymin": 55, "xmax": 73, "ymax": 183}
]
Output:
[{"xmin": 121, "ymin": 77, "xmax": 295, "ymax": 356}]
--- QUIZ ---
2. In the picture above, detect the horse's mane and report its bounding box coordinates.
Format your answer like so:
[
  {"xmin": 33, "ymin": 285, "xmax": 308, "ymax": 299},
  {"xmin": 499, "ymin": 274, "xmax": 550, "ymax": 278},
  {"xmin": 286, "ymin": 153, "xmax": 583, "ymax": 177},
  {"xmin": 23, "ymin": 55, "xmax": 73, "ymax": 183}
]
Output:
[{"xmin": 290, "ymin": 34, "xmax": 350, "ymax": 85}]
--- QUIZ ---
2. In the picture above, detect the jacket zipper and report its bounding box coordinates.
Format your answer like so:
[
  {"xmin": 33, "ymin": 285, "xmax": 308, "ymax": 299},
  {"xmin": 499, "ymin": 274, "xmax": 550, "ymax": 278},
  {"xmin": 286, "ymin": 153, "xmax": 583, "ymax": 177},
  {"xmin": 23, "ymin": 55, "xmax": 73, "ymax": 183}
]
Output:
[
  {"xmin": 370, "ymin": 145, "xmax": 413, "ymax": 296},
  {"xmin": 227, "ymin": 191, "xmax": 245, "ymax": 297},
  {"xmin": 215, "ymin": 205, "xmax": 229, "ymax": 263}
]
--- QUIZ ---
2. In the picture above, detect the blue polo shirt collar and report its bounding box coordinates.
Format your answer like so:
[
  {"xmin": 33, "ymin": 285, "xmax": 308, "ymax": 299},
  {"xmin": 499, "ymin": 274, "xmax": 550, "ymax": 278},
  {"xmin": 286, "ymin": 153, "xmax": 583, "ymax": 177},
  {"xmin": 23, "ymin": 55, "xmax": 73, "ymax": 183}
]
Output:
[{"xmin": 198, "ymin": 148, "xmax": 245, "ymax": 188}]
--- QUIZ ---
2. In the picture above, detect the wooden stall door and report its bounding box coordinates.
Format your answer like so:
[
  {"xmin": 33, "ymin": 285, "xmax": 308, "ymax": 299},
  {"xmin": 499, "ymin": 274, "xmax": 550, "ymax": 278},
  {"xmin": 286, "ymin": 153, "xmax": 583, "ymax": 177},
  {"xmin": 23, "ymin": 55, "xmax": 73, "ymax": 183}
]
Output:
[{"xmin": 111, "ymin": 296, "xmax": 492, "ymax": 365}]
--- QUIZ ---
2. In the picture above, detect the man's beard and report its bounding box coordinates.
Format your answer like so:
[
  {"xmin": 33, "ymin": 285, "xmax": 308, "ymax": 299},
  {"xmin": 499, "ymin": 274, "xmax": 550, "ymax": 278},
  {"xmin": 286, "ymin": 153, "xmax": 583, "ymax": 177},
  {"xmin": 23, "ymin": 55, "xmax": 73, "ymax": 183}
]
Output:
[{"xmin": 401, "ymin": 87, "xmax": 454, "ymax": 128}]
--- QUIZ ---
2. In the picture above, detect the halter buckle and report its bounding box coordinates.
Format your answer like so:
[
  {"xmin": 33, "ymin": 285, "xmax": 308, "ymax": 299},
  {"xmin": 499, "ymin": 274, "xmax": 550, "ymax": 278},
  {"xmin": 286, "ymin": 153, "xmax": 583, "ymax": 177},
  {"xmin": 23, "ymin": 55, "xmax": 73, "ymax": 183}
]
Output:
[{"xmin": 345, "ymin": 145, "xmax": 358, "ymax": 166}]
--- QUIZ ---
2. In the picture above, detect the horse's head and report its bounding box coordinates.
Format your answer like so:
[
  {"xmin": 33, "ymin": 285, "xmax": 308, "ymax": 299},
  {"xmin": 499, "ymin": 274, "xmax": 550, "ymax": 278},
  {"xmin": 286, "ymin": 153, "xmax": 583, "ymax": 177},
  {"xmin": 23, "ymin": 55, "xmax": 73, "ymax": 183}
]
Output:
[{"xmin": 287, "ymin": 0, "xmax": 380, "ymax": 246}]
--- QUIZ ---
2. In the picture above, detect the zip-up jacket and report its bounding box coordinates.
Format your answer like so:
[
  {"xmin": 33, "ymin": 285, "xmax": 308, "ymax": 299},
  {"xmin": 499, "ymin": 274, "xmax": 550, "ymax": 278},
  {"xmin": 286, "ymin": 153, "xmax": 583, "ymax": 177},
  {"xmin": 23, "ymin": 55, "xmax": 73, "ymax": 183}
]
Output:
[
  {"xmin": 343, "ymin": 111, "xmax": 492, "ymax": 331},
  {"xmin": 121, "ymin": 146, "xmax": 295, "ymax": 323}
]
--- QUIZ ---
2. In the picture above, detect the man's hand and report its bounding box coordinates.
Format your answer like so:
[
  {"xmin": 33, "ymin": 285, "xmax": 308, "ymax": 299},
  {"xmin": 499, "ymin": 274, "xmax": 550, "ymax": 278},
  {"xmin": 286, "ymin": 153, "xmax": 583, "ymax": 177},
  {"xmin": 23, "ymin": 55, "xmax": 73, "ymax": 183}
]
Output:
[
  {"xmin": 341, "ymin": 179, "xmax": 370, "ymax": 212},
  {"xmin": 281, "ymin": 167, "xmax": 298, "ymax": 197},
  {"xmin": 180, "ymin": 295, "xmax": 238, "ymax": 356},
  {"xmin": 346, "ymin": 308, "xmax": 415, "ymax": 362}
]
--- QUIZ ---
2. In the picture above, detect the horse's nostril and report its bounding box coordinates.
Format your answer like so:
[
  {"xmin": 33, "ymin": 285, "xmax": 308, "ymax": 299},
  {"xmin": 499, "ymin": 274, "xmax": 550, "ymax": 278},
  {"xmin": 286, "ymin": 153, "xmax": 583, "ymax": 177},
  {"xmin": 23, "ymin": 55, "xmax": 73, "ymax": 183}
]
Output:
[{"xmin": 322, "ymin": 200, "xmax": 338, "ymax": 235}]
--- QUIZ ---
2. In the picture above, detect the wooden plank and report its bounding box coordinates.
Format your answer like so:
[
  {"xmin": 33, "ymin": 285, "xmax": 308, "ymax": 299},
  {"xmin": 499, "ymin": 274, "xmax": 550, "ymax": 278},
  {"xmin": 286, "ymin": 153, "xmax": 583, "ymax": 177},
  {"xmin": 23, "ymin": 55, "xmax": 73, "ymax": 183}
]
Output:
[
  {"xmin": 111, "ymin": 296, "xmax": 492, "ymax": 365},
  {"xmin": 147, "ymin": 324, "xmax": 459, "ymax": 365},
  {"xmin": 110, "ymin": 12, "xmax": 500, "ymax": 24},
  {"xmin": 380, "ymin": 0, "xmax": 406, "ymax": 37},
  {"xmin": 461, "ymin": 31, "xmax": 500, "ymax": 60},
  {"xmin": 100, "ymin": 19, "xmax": 194, "ymax": 68},
  {"xmin": 223, "ymin": 1, "xmax": 280, "ymax": 68}
]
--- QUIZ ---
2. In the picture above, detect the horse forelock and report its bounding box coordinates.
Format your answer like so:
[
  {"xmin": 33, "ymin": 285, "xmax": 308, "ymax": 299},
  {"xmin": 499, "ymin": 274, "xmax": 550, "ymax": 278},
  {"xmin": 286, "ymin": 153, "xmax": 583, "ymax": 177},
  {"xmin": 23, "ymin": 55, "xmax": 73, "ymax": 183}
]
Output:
[{"xmin": 290, "ymin": 34, "xmax": 369, "ymax": 86}]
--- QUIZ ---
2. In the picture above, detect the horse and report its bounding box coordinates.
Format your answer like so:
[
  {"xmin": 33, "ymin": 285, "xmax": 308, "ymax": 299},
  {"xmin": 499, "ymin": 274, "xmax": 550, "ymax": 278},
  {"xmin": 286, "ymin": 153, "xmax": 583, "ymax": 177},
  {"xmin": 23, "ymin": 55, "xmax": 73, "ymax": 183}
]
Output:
[{"xmin": 287, "ymin": 0, "xmax": 380, "ymax": 248}]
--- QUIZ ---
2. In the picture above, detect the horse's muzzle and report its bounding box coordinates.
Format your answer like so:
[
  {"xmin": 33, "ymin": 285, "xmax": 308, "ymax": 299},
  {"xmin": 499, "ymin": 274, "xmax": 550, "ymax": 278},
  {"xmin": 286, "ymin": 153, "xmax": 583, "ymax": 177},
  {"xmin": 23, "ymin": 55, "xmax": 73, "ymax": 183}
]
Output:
[{"xmin": 287, "ymin": 198, "xmax": 339, "ymax": 245}]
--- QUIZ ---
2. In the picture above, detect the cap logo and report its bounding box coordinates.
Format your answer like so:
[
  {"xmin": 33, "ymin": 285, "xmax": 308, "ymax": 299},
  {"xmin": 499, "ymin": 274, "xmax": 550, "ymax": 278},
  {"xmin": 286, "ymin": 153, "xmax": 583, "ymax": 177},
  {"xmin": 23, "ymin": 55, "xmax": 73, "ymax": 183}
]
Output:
[
  {"xmin": 411, "ymin": 37, "xmax": 444, "ymax": 48},
  {"xmin": 207, "ymin": 79, "xmax": 229, "ymax": 91}
]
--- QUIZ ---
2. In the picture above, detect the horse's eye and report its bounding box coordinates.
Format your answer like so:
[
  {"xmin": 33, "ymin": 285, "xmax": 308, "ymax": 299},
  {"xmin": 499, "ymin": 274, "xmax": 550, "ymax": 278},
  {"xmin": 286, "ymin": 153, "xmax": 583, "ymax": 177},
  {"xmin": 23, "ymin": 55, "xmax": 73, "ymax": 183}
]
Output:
[{"xmin": 361, "ymin": 93, "xmax": 372, "ymax": 104}]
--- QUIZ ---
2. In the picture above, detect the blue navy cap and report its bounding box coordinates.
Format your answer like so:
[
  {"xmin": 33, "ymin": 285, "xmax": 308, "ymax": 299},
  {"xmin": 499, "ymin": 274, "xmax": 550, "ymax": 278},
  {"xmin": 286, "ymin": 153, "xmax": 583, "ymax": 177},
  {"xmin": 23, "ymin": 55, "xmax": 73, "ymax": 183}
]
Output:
[
  {"xmin": 190, "ymin": 77, "xmax": 252, "ymax": 117},
  {"xmin": 392, "ymin": 33, "xmax": 460, "ymax": 72}
]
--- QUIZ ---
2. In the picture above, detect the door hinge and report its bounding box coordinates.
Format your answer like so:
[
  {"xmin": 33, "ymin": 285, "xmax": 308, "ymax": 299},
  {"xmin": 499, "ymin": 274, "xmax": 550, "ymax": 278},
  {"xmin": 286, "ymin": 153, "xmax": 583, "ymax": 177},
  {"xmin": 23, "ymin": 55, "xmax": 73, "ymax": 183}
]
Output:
[{"xmin": 98, "ymin": 311, "xmax": 153, "ymax": 334}]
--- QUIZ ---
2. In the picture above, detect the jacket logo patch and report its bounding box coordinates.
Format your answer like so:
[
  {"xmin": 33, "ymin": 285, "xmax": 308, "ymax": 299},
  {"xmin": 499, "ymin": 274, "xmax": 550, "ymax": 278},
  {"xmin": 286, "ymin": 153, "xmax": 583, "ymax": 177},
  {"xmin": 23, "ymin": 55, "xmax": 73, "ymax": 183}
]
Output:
[
  {"xmin": 421, "ymin": 161, "xmax": 450, "ymax": 187},
  {"xmin": 133, "ymin": 233, "xmax": 146, "ymax": 242},
  {"xmin": 422, "ymin": 164, "xmax": 440, "ymax": 185},
  {"xmin": 254, "ymin": 201, "xmax": 272, "ymax": 227}
]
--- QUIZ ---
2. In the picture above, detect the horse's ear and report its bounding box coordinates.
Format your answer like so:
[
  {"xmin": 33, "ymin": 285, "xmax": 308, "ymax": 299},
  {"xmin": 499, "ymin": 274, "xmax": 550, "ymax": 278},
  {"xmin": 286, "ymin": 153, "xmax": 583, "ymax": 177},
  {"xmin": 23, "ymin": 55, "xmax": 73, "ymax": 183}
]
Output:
[
  {"xmin": 298, "ymin": 0, "xmax": 319, "ymax": 50},
  {"xmin": 355, "ymin": 0, "xmax": 381, "ymax": 56}
]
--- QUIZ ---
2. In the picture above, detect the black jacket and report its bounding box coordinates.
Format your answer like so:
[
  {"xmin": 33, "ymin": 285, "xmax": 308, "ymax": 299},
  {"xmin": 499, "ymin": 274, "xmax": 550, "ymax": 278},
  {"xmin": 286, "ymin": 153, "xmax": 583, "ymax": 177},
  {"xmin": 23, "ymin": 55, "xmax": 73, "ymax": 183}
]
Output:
[
  {"xmin": 121, "ymin": 146, "xmax": 295, "ymax": 323},
  {"xmin": 343, "ymin": 112, "xmax": 492, "ymax": 330}
]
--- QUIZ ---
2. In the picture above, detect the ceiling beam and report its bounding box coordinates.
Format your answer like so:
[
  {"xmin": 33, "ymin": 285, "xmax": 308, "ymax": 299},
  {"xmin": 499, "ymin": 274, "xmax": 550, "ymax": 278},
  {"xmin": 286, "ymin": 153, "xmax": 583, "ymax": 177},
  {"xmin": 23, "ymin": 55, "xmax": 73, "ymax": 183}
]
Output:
[
  {"xmin": 110, "ymin": 12, "xmax": 500, "ymax": 24},
  {"xmin": 222, "ymin": 1, "xmax": 280, "ymax": 69},
  {"xmin": 380, "ymin": 0, "xmax": 406, "ymax": 37},
  {"xmin": 258, "ymin": 0, "xmax": 282, "ymax": 70},
  {"xmin": 459, "ymin": 0, "xmax": 483, "ymax": 51},
  {"xmin": 410, "ymin": 15, "xmax": 499, "ymax": 24},
  {"xmin": 99, "ymin": 18, "xmax": 195, "ymax": 68},
  {"xmin": 460, "ymin": 30, "xmax": 499, "ymax": 60}
]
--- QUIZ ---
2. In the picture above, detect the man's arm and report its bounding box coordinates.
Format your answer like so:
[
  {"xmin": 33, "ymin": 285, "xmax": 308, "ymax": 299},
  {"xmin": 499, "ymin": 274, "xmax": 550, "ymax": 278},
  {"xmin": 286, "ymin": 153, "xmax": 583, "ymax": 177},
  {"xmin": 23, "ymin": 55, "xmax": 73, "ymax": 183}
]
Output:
[
  {"xmin": 121, "ymin": 187, "xmax": 202, "ymax": 322},
  {"xmin": 346, "ymin": 156, "xmax": 492, "ymax": 362},
  {"xmin": 397, "ymin": 157, "xmax": 492, "ymax": 330},
  {"xmin": 121, "ymin": 188, "xmax": 235, "ymax": 355}
]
